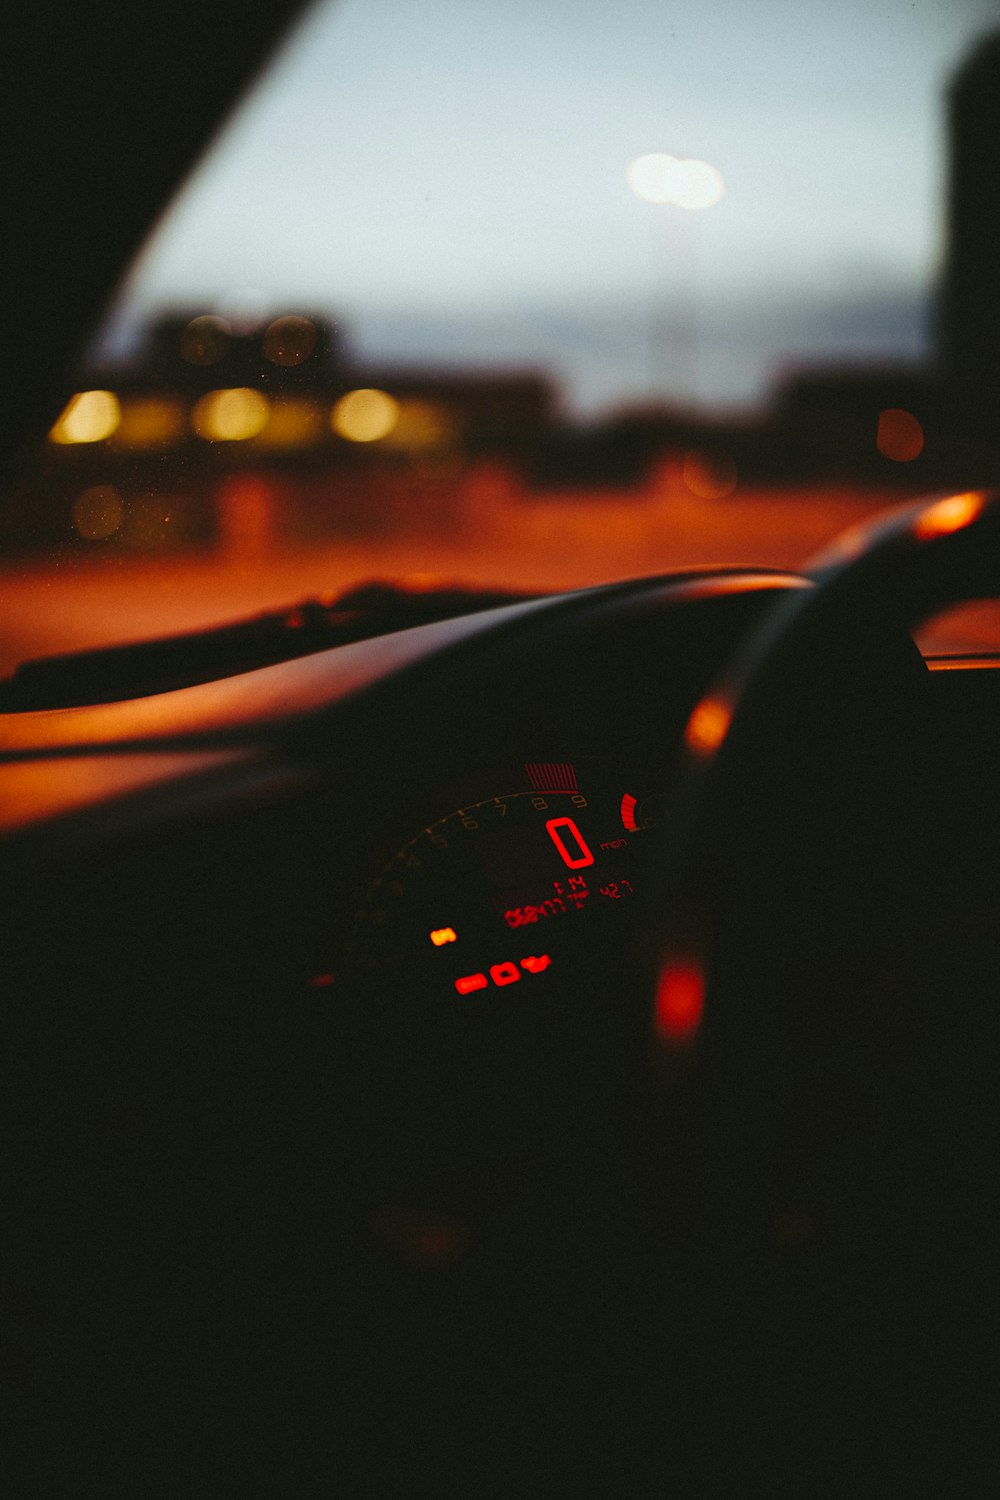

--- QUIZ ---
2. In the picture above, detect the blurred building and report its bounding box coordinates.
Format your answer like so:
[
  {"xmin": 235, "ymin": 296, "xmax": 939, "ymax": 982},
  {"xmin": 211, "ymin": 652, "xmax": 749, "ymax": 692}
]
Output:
[
  {"xmin": 9, "ymin": 28, "xmax": 1000, "ymax": 562},
  {"xmin": 0, "ymin": 309, "xmax": 559, "ymax": 554},
  {"xmin": 938, "ymin": 30, "xmax": 1000, "ymax": 406}
]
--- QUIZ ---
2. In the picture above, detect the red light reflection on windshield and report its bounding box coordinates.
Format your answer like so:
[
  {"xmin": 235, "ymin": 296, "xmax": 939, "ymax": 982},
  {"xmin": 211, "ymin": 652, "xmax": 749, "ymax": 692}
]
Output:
[
  {"xmin": 684, "ymin": 694, "xmax": 732, "ymax": 759},
  {"xmin": 655, "ymin": 958, "xmax": 704, "ymax": 1044},
  {"xmin": 913, "ymin": 491, "xmax": 984, "ymax": 541}
]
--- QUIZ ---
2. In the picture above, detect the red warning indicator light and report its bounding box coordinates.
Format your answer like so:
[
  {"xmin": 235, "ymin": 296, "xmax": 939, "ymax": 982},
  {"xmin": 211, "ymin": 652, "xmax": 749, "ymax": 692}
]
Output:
[
  {"xmin": 685, "ymin": 694, "xmax": 732, "ymax": 759},
  {"xmin": 454, "ymin": 957, "xmax": 553, "ymax": 996},
  {"xmin": 455, "ymin": 972, "xmax": 489, "ymax": 995},
  {"xmin": 430, "ymin": 927, "xmax": 458, "ymax": 946},
  {"xmin": 308, "ymin": 973, "xmax": 335, "ymax": 989},
  {"xmin": 546, "ymin": 816, "xmax": 595, "ymax": 869},
  {"xmin": 490, "ymin": 961, "xmax": 521, "ymax": 986},
  {"xmin": 655, "ymin": 958, "xmax": 705, "ymax": 1044},
  {"xmin": 620, "ymin": 793, "xmax": 639, "ymax": 832}
]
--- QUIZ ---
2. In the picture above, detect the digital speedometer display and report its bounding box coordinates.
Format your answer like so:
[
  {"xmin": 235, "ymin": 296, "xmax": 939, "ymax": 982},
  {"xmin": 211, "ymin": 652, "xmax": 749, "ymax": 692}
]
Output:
[{"xmin": 345, "ymin": 760, "xmax": 655, "ymax": 998}]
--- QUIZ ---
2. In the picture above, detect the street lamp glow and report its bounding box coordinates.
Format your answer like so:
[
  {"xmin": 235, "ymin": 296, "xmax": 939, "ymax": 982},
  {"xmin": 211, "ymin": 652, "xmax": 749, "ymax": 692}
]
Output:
[
  {"xmin": 627, "ymin": 153, "xmax": 724, "ymax": 210},
  {"xmin": 627, "ymin": 153, "xmax": 686, "ymax": 203},
  {"xmin": 672, "ymin": 159, "xmax": 725, "ymax": 210}
]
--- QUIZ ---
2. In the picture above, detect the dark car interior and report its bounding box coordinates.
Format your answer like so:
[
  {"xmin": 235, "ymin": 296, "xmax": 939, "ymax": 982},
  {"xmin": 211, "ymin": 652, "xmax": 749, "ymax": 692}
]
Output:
[{"xmin": 3, "ymin": 5, "xmax": 999, "ymax": 1495}]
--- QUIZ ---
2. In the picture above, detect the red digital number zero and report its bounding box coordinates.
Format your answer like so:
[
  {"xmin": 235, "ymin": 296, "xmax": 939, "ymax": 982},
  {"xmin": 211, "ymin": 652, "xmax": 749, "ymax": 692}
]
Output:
[{"xmin": 545, "ymin": 816, "xmax": 594, "ymax": 869}]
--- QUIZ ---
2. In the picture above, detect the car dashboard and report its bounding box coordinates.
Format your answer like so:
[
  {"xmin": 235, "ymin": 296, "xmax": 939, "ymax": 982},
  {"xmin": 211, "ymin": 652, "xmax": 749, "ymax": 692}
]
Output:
[{"xmin": 2, "ymin": 557, "xmax": 999, "ymax": 1494}]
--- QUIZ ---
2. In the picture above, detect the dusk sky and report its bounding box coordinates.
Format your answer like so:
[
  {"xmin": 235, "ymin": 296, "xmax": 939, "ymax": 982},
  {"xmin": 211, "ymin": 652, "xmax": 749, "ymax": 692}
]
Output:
[{"xmin": 120, "ymin": 0, "xmax": 999, "ymax": 414}]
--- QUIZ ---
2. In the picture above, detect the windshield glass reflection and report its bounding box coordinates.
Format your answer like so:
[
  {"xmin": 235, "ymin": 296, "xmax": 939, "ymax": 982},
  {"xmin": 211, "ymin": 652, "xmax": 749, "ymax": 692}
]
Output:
[{"xmin": 2, "ymin": 0, "xmax": 998, "ymax": 671}]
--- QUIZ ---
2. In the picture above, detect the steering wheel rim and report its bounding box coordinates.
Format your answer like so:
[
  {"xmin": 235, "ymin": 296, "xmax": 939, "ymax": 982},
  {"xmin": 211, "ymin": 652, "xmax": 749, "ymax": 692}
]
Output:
[
  {"xmin": 650, "ymin": 488, "xmax": 1000, "ymax": 1489},
  {"xmin": 656, "ymin": 487, "xmax": 1000, "ymax": 1043}
]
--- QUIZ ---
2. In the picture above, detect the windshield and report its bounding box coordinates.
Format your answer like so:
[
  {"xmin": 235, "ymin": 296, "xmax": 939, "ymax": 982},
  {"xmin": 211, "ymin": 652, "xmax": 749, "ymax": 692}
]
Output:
[{"xmin": 3, "ymin": 0, "xmax": 998, "ymax": 674}]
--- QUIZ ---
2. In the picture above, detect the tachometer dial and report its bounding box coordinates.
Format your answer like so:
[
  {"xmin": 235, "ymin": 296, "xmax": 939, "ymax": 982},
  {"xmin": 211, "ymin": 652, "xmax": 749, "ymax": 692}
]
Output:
[{"xmin": 346, "ymin": 761, "xmax": 654, "ymax": 998}]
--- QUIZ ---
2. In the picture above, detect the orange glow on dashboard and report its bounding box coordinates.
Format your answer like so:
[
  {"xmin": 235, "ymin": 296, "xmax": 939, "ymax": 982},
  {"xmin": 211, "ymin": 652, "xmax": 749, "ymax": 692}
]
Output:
[
  {"xmin": 430, "ymin": 926, "xmax": 458, "ymax": 946},
  {"xmin": 913, "ymin": 491, "xmax": 984, "ymax": 541},
  {"xmin": 655, "ymin": 958, "xmax": 705, "ymax": 1043},
  {"xmin": 684, "ymin": 693, "xmax": 732, "ymax": 757}
]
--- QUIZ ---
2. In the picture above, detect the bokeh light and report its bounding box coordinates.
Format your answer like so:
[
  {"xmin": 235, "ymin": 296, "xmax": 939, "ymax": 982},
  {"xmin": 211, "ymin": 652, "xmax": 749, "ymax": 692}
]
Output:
[
  {"xmin": 627, "ymin": 153, "xmax": 724, "ymax": 209},
  {"xmin": 116, "ymin": 398, "xmax": 185, "ymax": 449},
  {"xmin": 654, "ymin": 956, "xmax": 705, "ymax": 1044},
  {"xmin": 627, "ymin": 153, "xmax": 686, "ymax": 204},
  {"xmin": 671, "ymin": 159, "xmax": 725, "ymax": 210},
  {"xmin": 255, "ymin": 397, "xmax": 323, "ymax": 448},
  {"xmin": 50, "ymin": 390, "xmax": 121, "ymax": 444},
  {"xmin": 876, "ymin": 407, "xmax": 924, "ymax": 462},
  {"xmin": 262, "ymin": 315, "xmax": 318, "ymax": 367},
  {"xmin": 180, "ymin": 314, "xmax": 232, "ymax": 366},
  {"xmin": 684, "ymin": 693, "xmax": 732, "ymax": 758},
  {"xmin": 682, "ymin": 448, "xmax": 738, "ymax": 498},
  {"xmin": 72, "ymin": 485, "xmax": 124, "ymax": 540},
  {"xmin": 386, "ymin": 398, "xmax": 456, "ymax": 451},
  {"xmin": 913, "ymin": 490, "xmax": 984, "ymax": 541},
  {"xmin": 193, "ymin": 387, "xmax": 271, "ymax": 441},
  {"xmin": 331, "ymin": 388, "xmax": 400, "ymax": 443}
]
